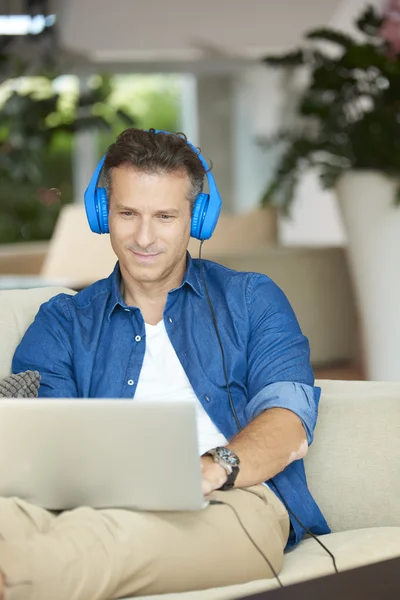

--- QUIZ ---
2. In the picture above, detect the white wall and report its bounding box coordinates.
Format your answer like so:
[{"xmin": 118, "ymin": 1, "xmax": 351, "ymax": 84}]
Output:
[
  {"xmin": 232, "ymin": 66, "xmax": 284, "ymax": 213},
  {"xmin": 230, "ymin": 65, "xmax": 347, "ymax": 246},
  {"xmin": 279, "ymin": 173, "xmax": 346, "ymax": 246}
]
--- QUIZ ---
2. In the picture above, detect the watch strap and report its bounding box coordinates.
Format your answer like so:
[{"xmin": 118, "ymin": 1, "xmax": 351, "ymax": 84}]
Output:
[
  {"xmin": 218, "ymin": 466, "xmax": 239, "ymax": 490},
  {"xmin": 204, "ymin": 448, "xmax": 240, "ymax": 491}
]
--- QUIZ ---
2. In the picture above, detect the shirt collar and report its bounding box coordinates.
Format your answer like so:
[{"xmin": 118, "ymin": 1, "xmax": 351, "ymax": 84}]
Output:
[
  {"xmin": 107, "ymin": 253, "xmax": 204, "ymax": 321},
  {"xmin": 107, "ymin": 263, "xmax": 128, "ymax": 321},
  {"xmin": 177, "ymin": 252, "xmax": 204, "ymax": 299}
]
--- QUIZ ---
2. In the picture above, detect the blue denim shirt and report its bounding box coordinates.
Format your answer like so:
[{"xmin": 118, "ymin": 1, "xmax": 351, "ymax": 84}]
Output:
[{"xmin": 13, "ymin": 255, "xmax": 330, "ymax": 547}]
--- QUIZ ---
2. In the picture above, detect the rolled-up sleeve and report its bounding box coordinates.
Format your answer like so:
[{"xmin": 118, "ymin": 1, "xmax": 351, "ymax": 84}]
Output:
[
  {"xmin": 245, "ymin": 381, "xmax": 320, "ymax": 444},
  {"xmin": 245, "ymin": 274, "xmax": 320, "ymax": 443}
]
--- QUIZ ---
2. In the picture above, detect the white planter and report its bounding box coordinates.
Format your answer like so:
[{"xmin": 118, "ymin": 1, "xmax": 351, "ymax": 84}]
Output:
[{"xmin": 336, "ymin": 170, "xmax": 400, "ymax": 380}]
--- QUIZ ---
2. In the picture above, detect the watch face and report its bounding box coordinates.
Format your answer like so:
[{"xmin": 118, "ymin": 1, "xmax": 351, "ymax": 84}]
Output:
[{"xmin": 216, "ymin": 447, "xmax": 240, "ymax": 467}]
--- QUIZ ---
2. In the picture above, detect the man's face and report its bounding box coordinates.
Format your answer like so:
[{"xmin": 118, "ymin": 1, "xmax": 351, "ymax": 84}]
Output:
[{"xmin": 108, "ymin": 165, "xmax": 192, "ymax": 287}]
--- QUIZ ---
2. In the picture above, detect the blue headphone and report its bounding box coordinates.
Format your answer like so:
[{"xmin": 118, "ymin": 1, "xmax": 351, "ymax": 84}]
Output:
[{"xmin": 84, "ymin": 130, "xmax": 222, "ymax": 240}]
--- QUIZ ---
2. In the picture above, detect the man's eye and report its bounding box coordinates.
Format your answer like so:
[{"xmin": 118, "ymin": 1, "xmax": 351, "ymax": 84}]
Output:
[
  {"xmin": 159, "ymin": 214, "xmax": 173, "ymax": 220},
  {"xmin": 121, "ymin": 212, "xmax": 133, "ymax": 217}
]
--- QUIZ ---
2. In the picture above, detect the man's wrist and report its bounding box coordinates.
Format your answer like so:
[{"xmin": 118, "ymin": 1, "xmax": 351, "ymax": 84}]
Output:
[
  {"xmin": 203, "ymin": 447, "xmax": 240, "ymax": 490},
  {"xmin": 201, "ymin": 455, "xmax": 228, "ymax": 489}
]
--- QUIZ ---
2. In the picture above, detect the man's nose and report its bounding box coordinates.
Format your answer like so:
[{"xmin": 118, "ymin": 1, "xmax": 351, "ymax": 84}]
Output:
[{"xmin": 135, "ymin": 218, "xmax": 156, "ymax": 248}]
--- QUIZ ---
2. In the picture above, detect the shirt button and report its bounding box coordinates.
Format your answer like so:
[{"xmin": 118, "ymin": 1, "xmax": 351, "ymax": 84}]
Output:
[
  {"xmin": 124, "ymin": 308, "xmax": 130, "ymax": 312},
  {"xmin": 134, "ymin": 335, "xmax": 141, "ymax": 342},
  {"xmin": 204, "ymin": 394, "xmax": 210, "ymax": 402},
  {"xmin": 127, "ymin": 379, "xmax": 134, "ymax": 386},
  {"xmin": 168, "ymin": 317, "xmax": 173, "ymax": 323}
]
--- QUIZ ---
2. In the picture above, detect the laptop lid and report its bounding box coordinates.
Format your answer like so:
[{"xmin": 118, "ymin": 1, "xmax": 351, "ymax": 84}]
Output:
[{"xmin": 0, "ymin": 399, "xmax": 206, "ymax": 511}]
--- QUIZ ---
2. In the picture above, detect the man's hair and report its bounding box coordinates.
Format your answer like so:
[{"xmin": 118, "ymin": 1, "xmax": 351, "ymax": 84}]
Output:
[{"xmin": 103, "ymin": 128, "xmax": 207, "ymax": 210}]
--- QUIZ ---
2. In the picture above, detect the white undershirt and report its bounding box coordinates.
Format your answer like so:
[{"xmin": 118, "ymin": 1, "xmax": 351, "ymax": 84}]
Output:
[{"xmin": 134, "ymin": 320, "xmax": 228, "ymax": 456}]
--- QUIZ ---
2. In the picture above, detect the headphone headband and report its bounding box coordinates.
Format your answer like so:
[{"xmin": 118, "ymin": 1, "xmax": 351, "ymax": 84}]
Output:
[{"xmin": 84, "ymin": 129, "xmax": 222, "ymax": 239}]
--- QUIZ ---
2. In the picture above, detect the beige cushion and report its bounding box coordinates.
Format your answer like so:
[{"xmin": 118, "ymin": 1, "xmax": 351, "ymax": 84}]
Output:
[
  {"xmin": 40, "ymin": 204, "xmax": 117, "ymax": 287},
  {"xmin": 131, "ymin": 527, "xmax": 400, "ymax": 600},
  {"xmin": 306, "ymin": 381, "xmax": 400, "ymax": 533},
  {"xmin": 187, "ymin": 208, "xmax": 277, "ymax": 256},
  {"xmin": 317, "ymin": 378, "xmax": 400, "ymax": 396},
  {"xmin": 206, "ymin": 247, "xmax": 357, "ymax": 366},
  {"xmin": 0, "ymin": 287, "xmax": 76, "ymax": 379}
]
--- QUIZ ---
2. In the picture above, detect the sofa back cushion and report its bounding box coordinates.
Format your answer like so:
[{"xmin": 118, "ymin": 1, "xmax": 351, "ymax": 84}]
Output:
[
  {"xmin": 306, "ymin": 379, "xmax": 400, "ymax": 533},
  {"xmin": 0, "ymin": 287, "xmax": 76, "ymax": 380}
]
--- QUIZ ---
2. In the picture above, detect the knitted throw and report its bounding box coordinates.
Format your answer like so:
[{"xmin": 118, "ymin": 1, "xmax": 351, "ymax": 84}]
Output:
[{"xmin": 0, "ymin": 370, "xmax": 41, "ymax": 398}]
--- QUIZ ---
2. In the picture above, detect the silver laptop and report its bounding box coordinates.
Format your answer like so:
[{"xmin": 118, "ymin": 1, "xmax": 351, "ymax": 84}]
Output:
[{"xmin": 0, "ymin": 399, "xmax": 206, "ymax": 511}]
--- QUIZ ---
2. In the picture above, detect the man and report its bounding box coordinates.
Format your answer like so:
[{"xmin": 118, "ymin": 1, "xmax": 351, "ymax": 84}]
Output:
[{"xmin": 1, "ymin": 128, "xmax": 329, "ymax": 600}]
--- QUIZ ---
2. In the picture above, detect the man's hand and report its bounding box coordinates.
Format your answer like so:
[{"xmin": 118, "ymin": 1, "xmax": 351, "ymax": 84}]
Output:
[{"xmin": 201, "ymin": 455, "xmax": 227, "ymax": 496}]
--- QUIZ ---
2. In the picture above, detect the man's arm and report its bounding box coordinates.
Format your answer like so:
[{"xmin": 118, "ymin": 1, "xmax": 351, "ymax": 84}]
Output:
[
  {"xmin": 12, "ymin": 294, "xmax": 78, "ymax": 397},
  {"xmin": 201, "ymin": 274, "xmax": 318, "ymax": 496},
  {"xmin": 201, "ymin": 408, "xmax": 307, "ymax": 494}
]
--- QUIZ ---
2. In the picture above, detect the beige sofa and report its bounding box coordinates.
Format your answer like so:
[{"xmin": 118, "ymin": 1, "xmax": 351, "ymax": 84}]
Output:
[{"xmin": 1, "ymin": 287, "xmax": 399, "ymax": 600}]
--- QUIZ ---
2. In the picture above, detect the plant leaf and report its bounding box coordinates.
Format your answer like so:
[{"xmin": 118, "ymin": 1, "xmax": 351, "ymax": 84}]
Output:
[
  {"xmin": 116, "ymin": 108, "xmax": 136, "ymax": 126},
  {"xmin": 356, "ymin": 6, "xmax": 384, "ymax": 37},
  {"xmin": 306, "ymin": 28, "xmax": 355, "ymax": 49},
  {"xmin": 263, "ymin": 50, "xmax": 304, "ymax": 67}
]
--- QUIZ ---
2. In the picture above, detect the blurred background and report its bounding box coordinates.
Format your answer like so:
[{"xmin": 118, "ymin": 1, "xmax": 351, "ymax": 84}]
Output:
[{"xmin": 1, "ymin": 0, "xmax": 400, "ymax": 382}]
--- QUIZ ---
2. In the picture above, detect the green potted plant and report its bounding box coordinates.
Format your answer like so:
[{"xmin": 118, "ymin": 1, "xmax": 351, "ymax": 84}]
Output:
[
  {"xmin": 262, "ymin": 2, "xmax": 400, "ymax": 381},
  {"xmin": 0, "ymin": 23, "xmax": 134, "ymax": 245}
]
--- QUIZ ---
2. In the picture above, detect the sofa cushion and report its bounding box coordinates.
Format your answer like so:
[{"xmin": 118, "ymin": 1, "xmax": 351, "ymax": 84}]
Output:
[
  {"xmin": 187, "ymin": 208, "xmax": 277, "ymax": 257},
  {"xmin": 305, "ymin": 385, "xmax": 400, "ymax": 533},
  {"xmin": 130, "ymin": 527, "xmax": 400, "ymax": 600},
  {"xmin": 0, "ymin": 286, "xmax": 76, "ymax": 379},
  {"xmin": 201, "ymin": 247, "xmax": 357, "ymax": 366}
]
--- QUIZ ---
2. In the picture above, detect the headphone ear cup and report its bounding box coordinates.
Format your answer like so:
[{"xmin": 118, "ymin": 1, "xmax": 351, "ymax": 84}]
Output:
[
  {"xmin": 85, "ymin": 187, "xmax": 101, "ymax": 234},
  {"xmin": 191, "ymin": 193, "xmax": 209, "ymax": 239},
  {"xmin": 96, "ymin": 187, "xmax": 109, "ymax": 234},
  {"xmin": 84, "ymin": 156, "xmax": 107, "ymax": 234}
]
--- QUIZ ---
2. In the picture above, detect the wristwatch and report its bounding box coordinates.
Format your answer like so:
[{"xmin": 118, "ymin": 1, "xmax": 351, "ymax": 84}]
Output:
[{"xmin": 204, "ymin": 447, "xmax": 240, "ymax": 490}]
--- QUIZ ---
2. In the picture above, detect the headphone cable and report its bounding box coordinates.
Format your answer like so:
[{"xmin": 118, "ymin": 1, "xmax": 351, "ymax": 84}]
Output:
[
  {"xmin": 209, "ymin": 499, "xmax": 284, "ymax": 587},
  {"xmin": 197, "ymin": 240, "xmax": 338, "ymax": 582},
  {"xmin": 269, "ymin": 480, "xmax": 338, "ymax": 574},
  {"xmin": 198, "ymin": 241, "xmax": 242, "ymax": 431}
]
